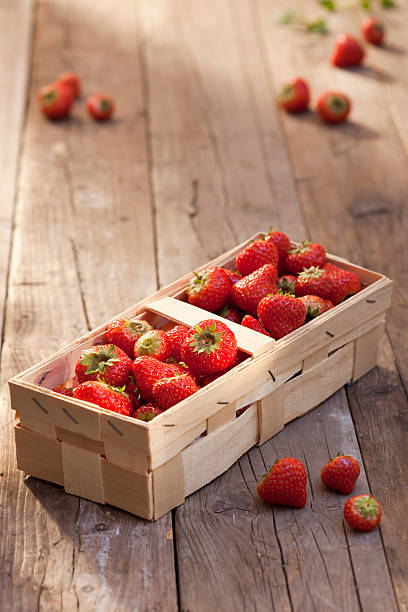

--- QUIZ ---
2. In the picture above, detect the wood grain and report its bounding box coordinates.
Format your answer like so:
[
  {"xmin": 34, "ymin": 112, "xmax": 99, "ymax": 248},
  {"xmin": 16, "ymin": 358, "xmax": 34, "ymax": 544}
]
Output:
[{"xmin": 0, "ymin": 0, "xmax": 177, "ymax": 609}]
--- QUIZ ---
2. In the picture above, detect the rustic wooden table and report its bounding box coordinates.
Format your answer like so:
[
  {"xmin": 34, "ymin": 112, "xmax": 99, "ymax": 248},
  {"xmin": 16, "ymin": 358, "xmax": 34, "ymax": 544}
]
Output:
[{"xmin": 1, "ymin": 1, "xmax": 407, "ymax": 610}]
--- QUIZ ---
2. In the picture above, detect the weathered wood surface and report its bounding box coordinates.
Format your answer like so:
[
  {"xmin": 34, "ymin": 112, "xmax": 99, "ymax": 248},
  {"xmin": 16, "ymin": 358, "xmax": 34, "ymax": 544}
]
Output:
[{"xmin": 1, "ymin": 0, "xmax": 407, "ymax": 610}]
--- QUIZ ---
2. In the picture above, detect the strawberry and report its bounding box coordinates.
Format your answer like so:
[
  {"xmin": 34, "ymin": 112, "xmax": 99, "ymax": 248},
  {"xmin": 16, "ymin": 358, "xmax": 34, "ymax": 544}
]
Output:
[
  {"xmin": 277, "ymin": 77, "xmax": 310, "ymax": 113},
  {"xmin": 257, "ymin": 457, "xmax": 307, "ymax": 508},
  {"xmin": 298, "ymin": 295, "xmax": 331, "ymax": 319},
  {"xmin": 202, "ymin": 351, "xmax": 247, "ymax": 386},
  {"xmin": 181, "ymin": 319, "xmax": 237, "ymax": 375},
  {"xmin": 73, "ymin": 380, "xmax": 132, "ymax": 416},
  {"xmin": 166, "ymin": 325, "xmax": 190, "ymax": 362},
  {"xmin": 285, "ymin": 241, "xmax": 326, "ymax": 274},
  {"xmin": 241, "ymin": 314, "xmax": 273, "ymax": 337},
  {"xmin": 324, "ymin": 299, "xmax": 334, "ymax": 310},
  {"xmin": 344, "ymin": 495, "xmax": 382, "ymax": 531},
  {"xmin": 317, "ymin": 91, "xmax": 351, "ymax": 124},
  {"xmin": 52, "ymin": 384, "xmax": 74, "ymax": 397},
  {"xmin": 278, "ymin": 274, "xmax": 297, "ymax": 295},
  {"xmin": 133, "ymin": 404, "xmax": 164, "ymax": 421},
  {"xmin": 124, "ymin": 374, "xmax": 142, "ymax": 412},
  {"xmin": 324, "ymin": 263, "xmax": 361, "ymax": 305},
  {"xmin": 217, "ymin": 304, "xmax": 243, "ymax": 324},
  {"xmin": 230, "ymin": 264, "xmax": 278, "ymax": 316},
  {"xmin": 264, "ymin": 229, "xmax": 291, "ymax": 274},
  {"xmin": 187, "ymin": 267, "xmax": 230, "ymax": 312},
  {"xmin": 258, "ymin": 293, "xmax": 306, "ymax": 339},
  {"xmin": 134, "ymin": 330, "xmax": 171, "ymax": 362},
  {"xmin": 75, "ymin": 344, "xmax": 132, "ymax": 387},
  {"xmin": 223, "ymin": 269, "xmax": 242, "ymax": 285},
  {"xmin": 361, "ymin": 16, "xmax": 384, "ymax": 46},
  {"xmin": 153, "ymin": 374, "xmax": 200, "ymax": 409},
  {"xmin": 236, "ymin": 240, "xmax": 279, "ymax": 277},
  {"xmin": 131, "ymin": 356, "xmax": 183, "ymax": 402},
  {"xmin": 331, "ymin": 33, "xmax": 365, "ymax": 68},
  {"xmin": 295, "ymin": 266, "xmax": 333, "ymax": 299},
  {"xmin": 321, "ymin": 454, "xmax": 360, "ymax": 494},
  {"xmin": 106, "ymin": 318, "xmax": 153, "ymax": 358}
]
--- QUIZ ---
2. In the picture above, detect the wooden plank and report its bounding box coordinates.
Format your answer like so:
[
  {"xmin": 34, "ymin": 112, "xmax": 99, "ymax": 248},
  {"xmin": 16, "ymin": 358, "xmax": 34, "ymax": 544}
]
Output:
[
  {"xmin": 1, "ymin": 1, "xmax": 178, "ymax": 610},
  {"xmin": 146, "ymin": 296, "xmax": 276, "ymax": 356},
  {"xmin": 101, "ymin": 459, "xmax": 153, "ymax": 520},
  {"xmin": 61, "ymin": 442, "xmax": 104, "ymax": 504},
  {"xmin": 352, "ymin": 322, "xmax": 385, "ymax": 382},
  {"xmin": 257, "ymin": 386, "xmax": 286, "ymax": 446},
  {"xmin": 15, "ymin": 424, "xmax": 64, "ymax": 486},
  {"xmin": 207, "ymin": 401, "xmax": 237, "ymax": 434},
  {"xmin": 347, "ymin": 333, "xmax": 408, "ymax": 610},
  {"xmin": 0, "ymin": 0, "xmax": 33, "ymax": 336},
  {"xmin": 152, "ymin": 454, "xmax": 185, "ymax": 520}
]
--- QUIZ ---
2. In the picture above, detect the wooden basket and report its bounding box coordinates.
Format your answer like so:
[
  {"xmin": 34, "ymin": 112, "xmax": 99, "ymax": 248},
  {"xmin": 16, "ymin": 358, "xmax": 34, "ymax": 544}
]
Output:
[{"xmin": 9, "ymin": 233, "xmax": 392, "ymax": 520}]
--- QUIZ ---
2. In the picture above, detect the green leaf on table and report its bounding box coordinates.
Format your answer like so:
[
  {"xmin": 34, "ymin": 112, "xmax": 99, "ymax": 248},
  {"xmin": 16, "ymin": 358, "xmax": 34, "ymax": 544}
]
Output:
[
  {"xmin": 306, "ymin": 18, "xmax": 328, "ymax": 33},
  {"xmin": 277, "ymin": 10, "xmax": 298, "ymax": 24},
  {"xmin": 319, "ymin": 0, "xmax": 336, "ymax": 10},
  {"xmin": 380, "ymin": 0, "xmax": 395, "ymax": 7},
  {"xmin": 360, "ymin": 0, "xmax": 371, "ymax": 8}
]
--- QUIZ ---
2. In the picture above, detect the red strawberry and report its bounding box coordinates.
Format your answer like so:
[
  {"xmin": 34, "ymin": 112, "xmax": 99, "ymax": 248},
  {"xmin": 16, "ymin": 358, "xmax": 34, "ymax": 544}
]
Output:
[
  {"xmin": 236, "ymin": 240, "xmax": 279, "ymax": 277},
  {"xmin": 331, "ymin": 33, "xmax": 365, "ymax": 67},
  {"xmin": 52, "ymin": 384, "xmax": 74, "ymax": 397},
  {"xmin": 361, "ymin": 16, "xmax": 384, "ymax": 46},
  {"xmin": 202, "ymin": 351, "xmax": 247, "ymax": 386},
  {"xmin": 223, "ymin": 269, "xmax": 242, "ymax": 285},
  {"xmin": 321, "ymin": 454, "xmax": 360, "ymax": 494},
  {"xmin": 295, "ymin": 266, "xmax": 333, "ymax": 299},
  {"xmin": 166, "ymin": 325, "xmax": 190, "ymax": 362},
  {"xmin": 324, "ymin": 299, "xmax": 334, "ymax": 310},
  {"xmin": 258, "ymin": 294, "xmax": 306, "ymax": 339},
  {"xmin": 131, "ymin": 356, "xmax": 183, "ymax": 402},
  {"xmin": 241, "ymin": 314, "xmax": 273, "ymax": 337},
  {"xmin": 344, "ymin": 495, "xmax": 382, "ymax": 531},
  {"xmin": 217, "ymin": 304, "xmax": 243, "ymax": 324},
  {"xmin": 298, "ymin": 295, "xmax": 331, "ymax": 319},
  {"xmin": 133, "ymin": 404, "xmax": 164, "ymax": 421},
  {"xmin": 324, "ymin": 263, "xmax": 361, "ymax": 305},
  {"xmin": 187, "ymin": 267, "xmax": 230, "ymax": 312},
  {"xmin": 181, "ymin": 319, "xmax": 237, "ymax": 375},
  {"xmin": 277, "ymin": 77, "xmax": 310, "ymax": 113},
  {"xmin": 277, "ymin": 274, "xmax": 297, "ymax": 295},
  {"xmin": 75, "ymin": 344, "xmax": 132, "ymax": 387},
  {"xmin": 285, "ymin": 241, "xmax": 326, "ymax": 275},
  {"xmin": 73, "ymin": 380, "xmax": 132, "ymax": 416},
  {"xmin": 230, "ymin": 264, "xmax": 278, "ymax": 316},
  {"xmin": 134, "ymin": 330, "xmax": 171, "ymax": 362},
  {"xmin": 153, "ymin": 374, "xmax": 200, "ymax": 409},
  {"xmin": 317, "ymin": 91, "xmax": 351, "ymax": 124},
  {"xmin": 106, "ymin": 318, "xmax": 153, "ymax": 358},
  {"xmin": 257, "ymin": 457, "xmax": 307, "ymax": 508},
  {"xmin": 264, "ymin": 229, "xmax": 291, "ymax": 274},
  {"xmin": 124, "ymin": 374, "xmax": 142, "ymax": 412}
]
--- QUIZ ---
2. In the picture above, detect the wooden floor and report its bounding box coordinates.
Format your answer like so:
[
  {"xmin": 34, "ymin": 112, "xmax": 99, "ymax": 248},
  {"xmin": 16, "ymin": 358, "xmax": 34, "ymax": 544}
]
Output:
[{"xmin": 1, "ymin": 1, "xmax": 407, "ymax": 610}]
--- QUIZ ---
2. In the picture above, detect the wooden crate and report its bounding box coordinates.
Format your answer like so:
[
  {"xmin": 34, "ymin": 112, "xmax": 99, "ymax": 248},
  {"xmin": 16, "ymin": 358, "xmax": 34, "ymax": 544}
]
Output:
[{"xmin": 9, "ymin": 233, "xmax": 392, "ymax": 520}]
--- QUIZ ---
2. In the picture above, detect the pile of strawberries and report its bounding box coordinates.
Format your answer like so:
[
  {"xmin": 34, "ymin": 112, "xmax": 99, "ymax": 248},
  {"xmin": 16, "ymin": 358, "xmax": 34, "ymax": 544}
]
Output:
[
  {"xmin": 53, "ymin": 228, "xmax": 361, "ymax": 421},
  {"xmin": 37, "ymin": 71, "xmax": 114, "ymax": 121},
  {"xmin": 278, "ymin": 16, "xmax": 385, "ymax": 123},
  {"xmin": 191, "ymin": 228, "xmax": 361, "ymax": 340},
  {"xmin": 258, "ymin": 454, "xmax": 382, "ymax": 532},
  {"xmin": 53, "ymin": 316, "xmax": 243, "ymax": 422}
]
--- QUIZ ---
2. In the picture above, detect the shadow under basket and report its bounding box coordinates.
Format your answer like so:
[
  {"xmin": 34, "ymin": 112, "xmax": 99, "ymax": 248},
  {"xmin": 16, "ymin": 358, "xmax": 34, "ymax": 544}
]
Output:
[{"xmin": 9, "ymin": 233, "xmax": 392, "ymax": 520}]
